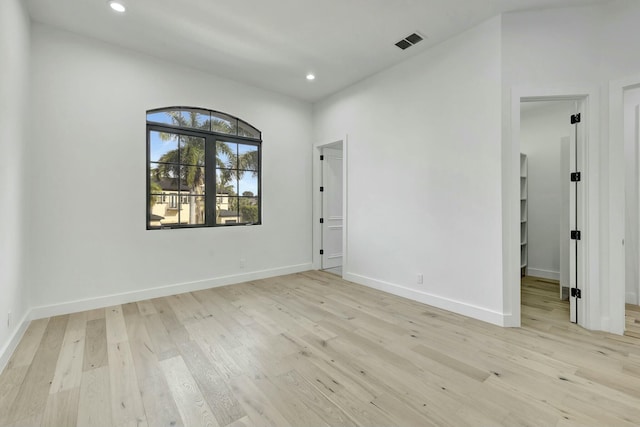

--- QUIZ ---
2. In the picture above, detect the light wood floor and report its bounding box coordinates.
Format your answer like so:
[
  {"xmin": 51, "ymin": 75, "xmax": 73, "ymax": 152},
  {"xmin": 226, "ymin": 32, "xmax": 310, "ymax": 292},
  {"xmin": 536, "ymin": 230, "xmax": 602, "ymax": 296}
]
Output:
[
  {"xmin": 1, "ymin": 271, "xmax": 639, "ymax": 427},
  {"xmin": 626, "ymin": 303, "xmax": 640, "ymax": 339}
]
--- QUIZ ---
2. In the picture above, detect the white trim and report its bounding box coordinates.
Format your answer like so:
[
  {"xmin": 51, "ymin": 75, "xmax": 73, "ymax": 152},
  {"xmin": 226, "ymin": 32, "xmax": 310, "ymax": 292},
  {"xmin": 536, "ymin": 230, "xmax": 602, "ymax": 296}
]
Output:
[
  {"xmin": 507, "ymin": 86, "xmax": 600, "ymax": 331},
  {"xmin": 626, "ymin": 292, "xmax": 638, "ymax": 304},
  {"xmin": 526, "ymin": 268, "xmax": 560, "ymax": 281},
  {"xmin": 28, "ymin": 263, "xmax": 311, "ymax": 320},
  {"xmin": 313, "ymin": 136, "xmax": 348, "ymax": 276},
  {"xmin": 0, "ymin": 311, "xmax": 30, "ymax": 374},
  {"xmin": 609, "ymin": 74, "xmax": 640, "ymax": 335},
  {"xmin": 344, "ymin": 273, "xmax": 506, "ymax": 326}
]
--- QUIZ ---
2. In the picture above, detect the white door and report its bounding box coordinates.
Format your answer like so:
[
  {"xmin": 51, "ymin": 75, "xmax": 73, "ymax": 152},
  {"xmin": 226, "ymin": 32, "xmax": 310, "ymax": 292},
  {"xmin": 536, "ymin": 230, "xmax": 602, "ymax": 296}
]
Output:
[
  {"xmin": 636, "ymin": 105, "xmax": 640, "ymax": 305},
  {"xmin": 559, "ymin": 137, "xmax": 570, "ymax": 300},
  {"xmin": 322, "ymin": 147, "xmax": 343, "ymax": 269},
  {"xmin": 569, "ymin": 104, "xmax": 584, "ymax": 324},
  {"xmin": 625, "ymin": 102, "xmax": 640, "ymax": 306}
]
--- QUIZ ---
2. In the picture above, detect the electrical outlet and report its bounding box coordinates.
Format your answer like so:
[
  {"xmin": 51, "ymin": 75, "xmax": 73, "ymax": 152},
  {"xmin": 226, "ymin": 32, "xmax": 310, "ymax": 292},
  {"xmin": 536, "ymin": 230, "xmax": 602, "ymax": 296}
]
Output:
[
  {"xmin": 7, "ymin": 312, "xmax": 12, "ymax": 328},
  {"xmin": 417, "ymin": 274, "xmax": 423, "ymax": 285},
  {"xmin": 239, "ymin": 258, "xmax": 246, "ymax": 269}
]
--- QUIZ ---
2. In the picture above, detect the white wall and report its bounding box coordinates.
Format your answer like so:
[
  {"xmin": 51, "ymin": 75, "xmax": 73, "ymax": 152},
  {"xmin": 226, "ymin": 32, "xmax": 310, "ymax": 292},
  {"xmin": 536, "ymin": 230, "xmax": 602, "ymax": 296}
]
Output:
[
  {"xmin": 0, "ymin": 0, "xmax": 31, "ymax": 368},
  {"xmin": 502, "ymin": 0, "xmax": 640, "ymax": 331},
  {"xmin": 520, "ymin": 101, "xmax": 572, "ymax": 280},
  {"xmin": 27, "ymin": 24, "xmax": 313, "ymax": 313},
  {"xmin": 6, "ymin": 0, "xmax": 640, "ymax": 347},
  {"xmin": 314, "ymin": 17, "xmax": 504, "ymax": 324},
  {"xmin": 501, "ymin": 7, "xmax": 600, "ymax": 326},
  {"xmin": 624, "ymin": 87, "xmax": 640, "ymax": 304}
]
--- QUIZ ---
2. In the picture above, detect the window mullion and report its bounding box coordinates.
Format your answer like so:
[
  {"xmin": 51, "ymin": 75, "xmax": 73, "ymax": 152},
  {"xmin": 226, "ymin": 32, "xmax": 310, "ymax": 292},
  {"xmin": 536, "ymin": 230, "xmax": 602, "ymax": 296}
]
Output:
[{"xmin": 205, "ymin": 137, "xmax": 216, "ymax": 226}]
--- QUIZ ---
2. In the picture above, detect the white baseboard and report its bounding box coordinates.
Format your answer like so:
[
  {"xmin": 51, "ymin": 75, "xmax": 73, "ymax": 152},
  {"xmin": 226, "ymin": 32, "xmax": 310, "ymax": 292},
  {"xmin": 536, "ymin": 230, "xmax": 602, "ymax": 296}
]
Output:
[
  {"xmin": 0, "ymin": 311, "xmax": 30, "ymax": 374},
  {"xmin": 526, "ymin": 268, "xmax": 560, "ymax": 281},
  {"xmin": 600, "ymin": 316, "xmax": 612, "ymax": 334},
  {"xmin": 29, "ymin": 263, "xmax": 312, "ymax": 320},
  {"xmin": 501, "ymin": 313, "xmax": 519, "ymax": 328},
  {"xmin": 343, "ymin": 272, "xmax": 506, "ymax": 327},
  {"xmin": 626, "ymin": 291, "xmax": 638, "ymax": 305}
]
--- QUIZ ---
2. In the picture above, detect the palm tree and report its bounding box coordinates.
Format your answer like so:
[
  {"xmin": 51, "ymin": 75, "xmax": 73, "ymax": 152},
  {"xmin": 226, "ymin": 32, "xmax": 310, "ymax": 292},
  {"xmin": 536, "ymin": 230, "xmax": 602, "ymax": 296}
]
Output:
[
  {"xmin": 239, "ymin": 148, "xmax": 258, "ymax": 171},
  {"xmin": 215, "ymin": 142, "xmax": 239, "ymax": 223}
]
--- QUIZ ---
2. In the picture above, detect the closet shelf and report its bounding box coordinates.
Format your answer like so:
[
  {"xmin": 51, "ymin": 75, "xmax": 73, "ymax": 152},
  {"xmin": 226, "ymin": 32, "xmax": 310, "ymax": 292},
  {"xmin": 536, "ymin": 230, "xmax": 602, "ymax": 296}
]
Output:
[{"xmin": 520, "ymin": 153, "xmax": 528, "ymax": 277}]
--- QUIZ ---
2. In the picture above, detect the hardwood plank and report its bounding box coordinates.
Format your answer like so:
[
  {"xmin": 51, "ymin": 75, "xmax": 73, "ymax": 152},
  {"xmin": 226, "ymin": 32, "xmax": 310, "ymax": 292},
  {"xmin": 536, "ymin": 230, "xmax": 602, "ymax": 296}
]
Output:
[
  {"xmin": 121, "ymin": 302, "xmax": 139, "ymax": 318},
  {"xmin": 274, "ymin": 370, "xmax": 357, "ymax": 426},
  {"xmin": 83, "ymin": 318, "xmax": 108, "ymax": 371},
  {"xmin": 250, "ymin": 373, "xmax": 330, "ymax": 427},
  {"xmin": 76, "ymin": 366, "xmax": 112, "ymax": 427},
  {"xmin": 412, "ymin": 343, "xmax": 490, "ymax": 382},
  {"xmin": 177, "ymin": 340, "xmax": 246, "ymax": 426},
  {"xmin": 184, "ymin": 316, "xmax": 242, "ymax": 351},
  {"xmin": 230, "ymin": 375, "xmax": 292, "ymax": 427},
  {"xmin": 41, "ymin": 387, "xmax": 80, "ymax": 427},
  {"xmin": 0, "ymin": 366, "xmax": 29, "ymax": 426},
  {"xmin": 625, "ymin": 303, "xmax": 640, "ymax": 313},
  {"xmin": 151, "ymin": 298, "xmax": 191, "ymax": 345},
  {"xmin": 142, "ymin": 313, "xmax": 179, "ymax": 361},
  {"xmin": 105, "ymin": 306, "xmax": 128, "ymax": 344},
  {"xmin": 50, "ymin": 312, "xmax": 87, "ymax": 392},
  {"xmin": 1, "ymin": 270, "xmax": 640, "ymax": 427},
  {"xmin": 575, "ymin": 367, "xmax": 640, "ymax": 400},
  {"xmin": 185, "ymin": 321, "xmax": 243, "ymax": 380},
  {"xmin": 4, "ymin": 319, "xmax": 49, "ymax": 371},
  {"xmin": 159, "ymin": 356, "xmax": 219, "ymax": 427},
  {"xmin": 85, "ymin": 308, "xmax": 105, "ymax": 321},
  {"xmin": 165, "ymin": 293, "xmax": 210, "ymax": 324},
  {"xmin": 136, "ymin": 300, "xmax": 157, "ymax": 316},
  {"xmin": 225, "ymin": 415, "xmax": 252, "ymax": 427},
  {"xmin": 137, "ymin": 372, "xmax": 184, "ymax": 427},
  {"xmin": 370, "ymin": 391, "xmax": 438, "ymax": 427},
  {"xmin": 6, "ymin": 315, "xmax": 69, "ymax": 424},
  {"xmin": 107, "ymin": 341, "xmax": 146, "ymax": 427},
  {"xmin": 123, "ymin": 305, "xmax": 184, "ymax": 427},
  {"xmin": 9, "ymin": 414, "xmax": 43, "ymax": 427}
]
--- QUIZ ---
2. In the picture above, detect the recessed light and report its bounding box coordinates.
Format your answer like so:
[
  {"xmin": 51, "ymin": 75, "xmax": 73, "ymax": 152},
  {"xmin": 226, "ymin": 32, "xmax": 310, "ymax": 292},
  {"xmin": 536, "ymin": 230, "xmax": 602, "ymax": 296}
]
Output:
[
  {"xmin": 108, "ymin": 1, "xmax": 126, "ymax": 13},
  {"xmin": 306, "ymin": 74, "xmax": 316, "ymax": 81}
]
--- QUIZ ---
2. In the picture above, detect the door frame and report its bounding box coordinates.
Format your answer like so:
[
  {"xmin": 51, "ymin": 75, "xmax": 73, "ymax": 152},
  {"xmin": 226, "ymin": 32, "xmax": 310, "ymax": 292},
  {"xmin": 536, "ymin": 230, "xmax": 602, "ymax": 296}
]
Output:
[
  {"xmin": 313, "ymin": 136, "xmax": 348, "ymax": 274},
  {"xmin": 506, "ymin": 86, "xmax": 600, "ymax": 330},
  {"xmin": 609, "ymin": 74, "xmax": 640, "ymax": 335}
]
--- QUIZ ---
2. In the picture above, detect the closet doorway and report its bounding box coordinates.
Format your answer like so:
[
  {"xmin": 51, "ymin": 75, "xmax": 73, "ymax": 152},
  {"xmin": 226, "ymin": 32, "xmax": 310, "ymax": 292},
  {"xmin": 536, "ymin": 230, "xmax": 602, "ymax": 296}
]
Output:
[
  {"xmin": 623, "ymin": 87, "xmax": 640, "ymax": 337},
  {"xmin": 320, "ymin": 144, "xmax": 344, "ymax": 275},
  {"xmin": 313, "ymin": 137, "xmax": 348, "ymax": 278},
  {"xmin": 519, "ymin": 99, "xmax": 583, "ymax": 325}
]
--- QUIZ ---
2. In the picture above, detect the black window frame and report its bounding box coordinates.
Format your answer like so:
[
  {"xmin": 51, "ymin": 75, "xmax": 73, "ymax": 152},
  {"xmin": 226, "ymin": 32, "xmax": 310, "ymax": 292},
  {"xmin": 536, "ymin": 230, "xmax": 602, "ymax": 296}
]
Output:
[{"xmin": 146, "ymin": 107, "xmax": 262, "ymax": 230}]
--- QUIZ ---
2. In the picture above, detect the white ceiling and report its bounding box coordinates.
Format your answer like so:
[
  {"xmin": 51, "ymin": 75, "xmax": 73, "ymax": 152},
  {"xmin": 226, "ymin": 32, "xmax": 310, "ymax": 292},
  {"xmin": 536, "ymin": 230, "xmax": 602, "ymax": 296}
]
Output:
[{"xmin": 26, "ymin": 0, "xmax": 608, "ymax": 102}]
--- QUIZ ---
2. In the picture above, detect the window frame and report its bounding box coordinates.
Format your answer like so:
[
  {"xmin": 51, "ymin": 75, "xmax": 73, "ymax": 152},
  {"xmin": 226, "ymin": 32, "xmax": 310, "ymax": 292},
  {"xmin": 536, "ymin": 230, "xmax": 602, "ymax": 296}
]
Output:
[{"xmin": 146, "ymin": 109, "xmax": 262, "ymax": 230}]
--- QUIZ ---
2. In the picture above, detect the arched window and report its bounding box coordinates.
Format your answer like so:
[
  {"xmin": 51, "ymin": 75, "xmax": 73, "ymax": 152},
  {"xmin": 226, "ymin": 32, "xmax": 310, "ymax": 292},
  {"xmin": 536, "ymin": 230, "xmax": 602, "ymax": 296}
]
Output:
[{"xmin": 147, "ymin": 107, "xmax": 261, "ymax": 229}]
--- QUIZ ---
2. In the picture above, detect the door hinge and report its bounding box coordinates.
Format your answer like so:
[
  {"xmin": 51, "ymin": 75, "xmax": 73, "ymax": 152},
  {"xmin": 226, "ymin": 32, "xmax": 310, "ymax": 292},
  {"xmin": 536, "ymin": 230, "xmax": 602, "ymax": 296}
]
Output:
[
  {"xmin": 320, "ymin": 186, "xmax": 324, "ymax": 192},
  {"xmin": 320, "ymin": 155, "xmax": 324, "ymax": 161},
  {"xmin": 571, "ymin": 172, "xmax": 581, "ymax": 182},
  {"xmin": 320, "ymin": 218, "xmax": 324, "ymax": 224},
  {"xmin": 571, "ymin": 113, "xmax": 581, "ymax": 124},
  {"xmin": 571, "ymin": 287, "xmax": 582, "ymax": 299},
  {"xmin": 571, "ymin": 230, "xmax": 581, "ymax": 240},
  {"xmin": 320, "ymin": 249, "xmax": 324, "ymax": 255}
]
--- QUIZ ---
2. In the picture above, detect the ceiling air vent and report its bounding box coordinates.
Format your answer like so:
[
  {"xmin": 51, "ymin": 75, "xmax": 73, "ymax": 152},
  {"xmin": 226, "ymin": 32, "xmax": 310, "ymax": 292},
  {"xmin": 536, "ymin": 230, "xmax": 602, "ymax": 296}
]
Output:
[{"xmin": 395, "ymin": 32, "xmax": 424, "ymax": 50}]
